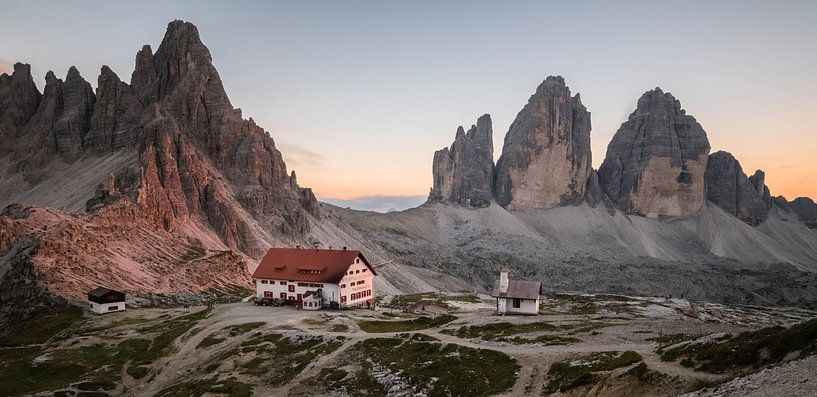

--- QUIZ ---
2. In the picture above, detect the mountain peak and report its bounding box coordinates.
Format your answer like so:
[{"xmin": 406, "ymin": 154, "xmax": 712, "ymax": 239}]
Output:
[
  {"xmin": 599, "ymin": 89, "xmax": 710, "ymax": 217},
  {"xmin": 494, "ymin": 76, "xmax": 591, "ymax": 210}
]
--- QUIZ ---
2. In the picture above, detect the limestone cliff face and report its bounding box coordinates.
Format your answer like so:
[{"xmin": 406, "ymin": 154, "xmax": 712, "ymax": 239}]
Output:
[
  {"xmin": 704, "ymin": 151, "xmax": 770, "ymax": 226},
  {"xmin": 0, "ymin": 63, "xmax": 41, "ymax": 155},
  {"xmin": 598, "ymin": 88, "xmax": 710, "ymax": 217},
  {"xmin": 0, "ymin": 20, "xmax": 319, "ymax": 257},
  {"xmin": 494, "ymin": 76, "xmax": 591, "ymax": 210},
  {"xmin": 429, "ymin": 114, "xmax": 494, "ymax": 207}
]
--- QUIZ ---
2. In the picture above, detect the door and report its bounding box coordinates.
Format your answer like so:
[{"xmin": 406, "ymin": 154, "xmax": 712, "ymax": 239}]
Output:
[
  {"xmin": 512, "ymin": 298, "xmax": 521, "ymax": 309},
  {"xmin": 297, "ymin": 294, "xmax": 302, "ymax": 301}
]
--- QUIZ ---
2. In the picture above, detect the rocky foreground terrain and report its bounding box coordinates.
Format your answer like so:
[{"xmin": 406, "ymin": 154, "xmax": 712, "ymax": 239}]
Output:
[{"xmin": 1, "ymin": 292, "xmax": 815, "ymax": 396}]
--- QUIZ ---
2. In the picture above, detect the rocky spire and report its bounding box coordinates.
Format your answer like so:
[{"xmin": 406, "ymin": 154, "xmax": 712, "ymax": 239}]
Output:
[
  {"xmin": 598, "ymin": 88, "xmax": 710, "ymax": 217},
  {"xmin": 704, "ymin": 151, "xmax": 769, "ymax": 226},
  {"xmin": 85, "ymin": 65, "xmax": 142, "ymax": 150},
  {"xmin": 748, "ymin": 170, "xmax": 773, "ymax": 209},
  {"xmin": 0, "ymin": 63, "xmax": 42, "ymax": 153},
  {"xmin": 429, "ymin": 114, "xmax": 494, "ymax": 207},
  {"xmin": 493, "ymin": 76, "xmax": 592, "ymax": 210}
]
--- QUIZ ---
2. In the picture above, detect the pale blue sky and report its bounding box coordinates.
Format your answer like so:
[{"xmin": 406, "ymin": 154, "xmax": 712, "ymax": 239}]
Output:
[{"xmin": 2, "ymin": 1, "xmax": 816, "ymax": 211}]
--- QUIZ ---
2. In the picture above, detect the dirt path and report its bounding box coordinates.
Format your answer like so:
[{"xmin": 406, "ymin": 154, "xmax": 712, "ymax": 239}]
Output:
[{"xmin": 130, "ymin": 302, "xmax": 753, "ymax": 396}]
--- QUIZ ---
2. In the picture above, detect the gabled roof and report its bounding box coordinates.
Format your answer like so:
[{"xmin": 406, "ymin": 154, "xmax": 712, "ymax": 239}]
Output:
[
  {"xmin": 88, "ymin": 287, "xmax": 124, "ymax": 298},
  {"xmin": 492, "ymin": 279, "xmax": 541, "ymax": 300},
  {"xmin": 252, "ymin": 248, "xmax": 376, "ymax": 284}
]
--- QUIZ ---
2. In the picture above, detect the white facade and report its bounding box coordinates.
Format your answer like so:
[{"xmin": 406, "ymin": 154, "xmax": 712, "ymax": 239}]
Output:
[
  {"xmin": 254, "ymin": 255, "xmax": 375, "ymax": 308},
  {"xmin": 496, "ymin": 297, "xmax": 540, "ymax": 315},
  {"xmin": 89, "ymin": 301, "xmax": 125, "ymax": 315}
]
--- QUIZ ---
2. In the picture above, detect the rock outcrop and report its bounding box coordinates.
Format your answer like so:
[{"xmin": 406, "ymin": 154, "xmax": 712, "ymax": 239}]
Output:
[
  {"xmin": 494, "ymin": 76, "xmax": 591, "ymax": 210},
  {"xmin": 790, "ymin": 197, "xmax": 817, "ymax": 228},
  {"xmin": 598, "ymin": 88, "xmax": 710, "ymax": 217},
  {"xmin": 428, "ymin": 114, "xmax": 494, "ymax": 207},
  {"xmin": 0, "ymin": 20, "xmax": 320, "ymax": 257},
  {"xmin": 0, "ymin": 63, "xmax": 41, "ymax": 154},
  {"xmin": 704, "ymin": 151, "xmax": 770, "ymax": 225},
  {"xmin": 748, "ymin": 170, "xmax": 773, "ymax": 209}
]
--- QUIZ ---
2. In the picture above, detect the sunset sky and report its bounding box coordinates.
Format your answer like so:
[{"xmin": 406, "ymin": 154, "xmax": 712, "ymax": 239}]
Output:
[{"xmin": 2, "ymin": 1, "xmax": 815, "ymax": 212}]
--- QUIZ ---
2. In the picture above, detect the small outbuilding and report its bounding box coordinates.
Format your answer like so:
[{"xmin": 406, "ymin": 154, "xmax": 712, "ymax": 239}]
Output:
[
  {"xmin": 492, "ymin": 268, "xmax": 541, "ymax": 315},
  {"xmin": 88, "ymin": 287, "xmax": 126, "ymax": 315}
]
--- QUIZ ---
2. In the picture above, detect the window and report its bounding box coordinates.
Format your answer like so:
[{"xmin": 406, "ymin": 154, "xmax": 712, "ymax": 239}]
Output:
[
  {"xmin": 89, "ymin": 303, "xmax": 93, "ymax": 308},
  {"xmin": 280, "ymin": 292, "xmax": 287, "ymax": 299},
  {"xmin": 109, "ymin": 306, "xmax": 118, "ymax": 311},
  {"xmin": 279, "ymin": 281, "xmax": 286, "ymax": 285},
  {"xmin": 298, "ymin": 282, "xmax": 307, "ymax": 287},
  {"xmin": 288, "ymin": 285, "xmax": 295, "ymax": 292},
  {"xmin": 355, "ymin": 258, "xmax": 360, "ymax": 263},
  {"xmin": 355, "ymin": 270, "xmax": 360, "ymax": 274},
  {"xmin": 363, "ymin": 269, "xmax": 367, "ymax": 272},
  {"xmin": 340, "ymin": 284, "xmax": 346, "ymax": 288},
  {"xmin": 512, "ymin": 298, "xmax": 521, "ymax": 309},
  {"xmin": 261, "ymin": 280, "xmax": 268, "ymax": 284},
  {"xmin": 264, "ymin": 291, "xmax": 273, "ymax": 298},
  {"xmin": 341, "ymin": 296, "xmax": 347, "ymax": 303}
]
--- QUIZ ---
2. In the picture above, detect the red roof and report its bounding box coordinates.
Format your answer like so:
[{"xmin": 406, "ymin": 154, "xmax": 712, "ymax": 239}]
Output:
[{"xmin": 252, "ymin": 248, "xmax": 376, "ymax": 283}]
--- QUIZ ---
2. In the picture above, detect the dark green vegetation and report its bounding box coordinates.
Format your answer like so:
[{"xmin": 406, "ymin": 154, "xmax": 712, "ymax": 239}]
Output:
[
  {"xmin": 223, "ymin": 332, "xmax": 344, "ymax": 386},
  {"xmin": 543, "ymin": 351, "xmax": 643, "ymax": 394},
  {"xmin": 228, "ymin": 322, "xmax": 265, "ymax": 334},
  {"xmin": 157, "ymin": 376, "xmax": 253, "ymax": 397},
  {"xmin": 0, "ymin": 306, "xmax": 209, "ymax": 396},
  {"xmin": 196, "ymin": 322, "xmax": 265, "ymax": 349},
  {"xmin": 660, "ymin": 318, "xmax": 817, "ymax": 373},
  {"xmin": 357, "ymin": 314, "xmax": 456, "ymax": 333},
  {"xmin": 196, "ymin": 334, "xmax": 226, "ymax": 349},
  {"xmin": 442, "ymin": 321, "xmax": 607, "ymax": 344},
  {"xmin": 388, "ymin": 293, "xmax": 479, "ymax": 310},
  {"xmin": 649, "ymin": 333, "xmax": 703, "ymax": 348},
  {"xmin": 319, "ymin": 336, "xmax": 519, "ymax": 396},
  {"xmin": 0, "ymin": 304, "xmax": 83, "ymax": 346}
]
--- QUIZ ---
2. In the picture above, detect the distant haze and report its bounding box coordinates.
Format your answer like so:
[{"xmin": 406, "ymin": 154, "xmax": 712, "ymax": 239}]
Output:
[{"xmin": 2, "ymin": 1, "xmax": 815, "ymax": 212}]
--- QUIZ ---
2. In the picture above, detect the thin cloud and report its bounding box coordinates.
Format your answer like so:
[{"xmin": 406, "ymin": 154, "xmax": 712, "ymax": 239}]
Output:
[
  {"xmin": 321, "ymin": 195, "xmax": 427, "ymax": 213},
  {"xmin": 278, "ymin": 143, "xmax": 328, "ymax": 169}
]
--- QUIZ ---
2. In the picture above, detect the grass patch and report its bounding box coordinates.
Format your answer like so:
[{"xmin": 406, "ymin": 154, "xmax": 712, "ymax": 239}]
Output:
[
  {"xmin": 388, "ymin": 293, "xmax": 478, "ymax": 310},
  {"xmin": 542, "ymin": 294, "xmax": 645, "ymax": 316},
  {"xmin": 689, "ymin": 318, "xmax": 817, "ymax": 373},
  {"xmin": 649, "ymin": 333, "xmax": 701, "ymax": 348},
  {"xmin": 228, "ymin": 322, "xmax": 265, "ymax": 334},
  {"xmin": 234, "ymin": 333, "xmax": 344, "ymax": 386},
  {"xmin": 0, "ymin": 309, "xmax": 210, "ymax": 396},
  {"xmin": 0, "ymin": 304, "xmax": 84, "ymax": 346},
  {"xmin": 544, "ymin": 351, "xmax": 642, "ymax": 394},
  {"xmin": 343, "ymin": 337, "xmax": 519, "ymax": 396},
  {"xmin": 196, "ymin": 334, "xmax": 226, "ymax": 349},
  {"xmin": 357, "ymin": 314, "xmax": 456, "ymax": 333},
  {"xmin": 330, "ymin": 324, "xmax": 349, "ymax": 332},
  {"xmin": 442, "ymin": 320, "xmax": 602, "ymax": 343},
  {"xmin": 157, "ymin": 376, "xmax": 252, "ymax": 397}
]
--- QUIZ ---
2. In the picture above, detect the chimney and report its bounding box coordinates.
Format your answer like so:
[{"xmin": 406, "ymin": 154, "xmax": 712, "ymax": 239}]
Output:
[
  {"xmin": 499, "ymin": 267, "xmax": 510, "ymax": 294},
  {"xmin": 343, "ymin": 246, "xmax": 347, "ymax": 251}
]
